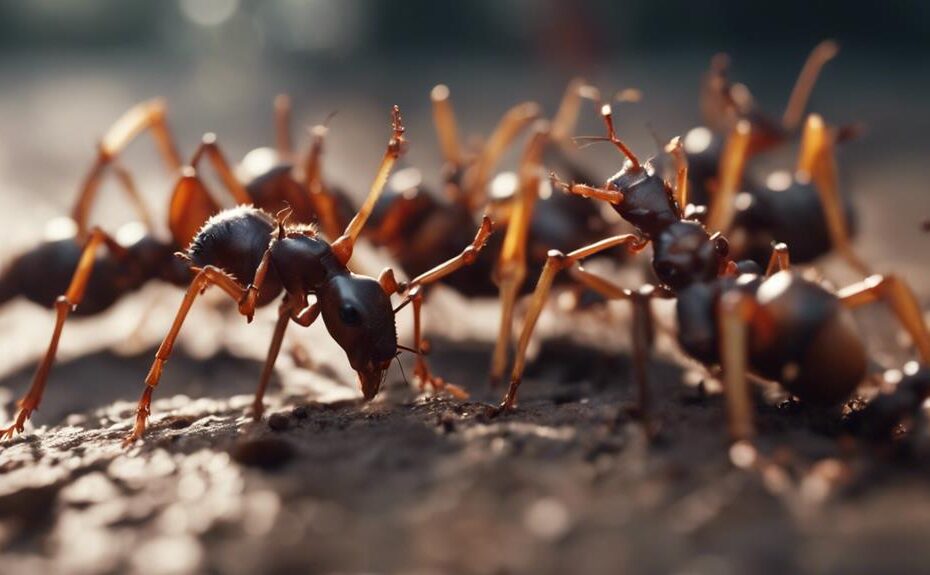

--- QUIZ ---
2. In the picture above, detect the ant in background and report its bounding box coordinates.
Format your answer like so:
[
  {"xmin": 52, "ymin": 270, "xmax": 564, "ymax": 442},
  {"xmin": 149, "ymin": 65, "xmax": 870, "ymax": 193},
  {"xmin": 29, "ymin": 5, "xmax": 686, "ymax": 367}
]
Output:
[
  {"xmin": 699, "ymin": 113, "xmax": 869, "ymax": 274},
  {"xmin": 0, "ymin": 98, "xmax": 391, "ymax": 439},
  {"xmin": 677, "ymin": 40, "xmax": 844, "ymax": 206},
  {"xmin": 363, "ymin": 82, "xmax": 628, "ymax": 387},
  {"xmin": 495, "ymin": 103, "xmax": 930, "ymax": 446}
]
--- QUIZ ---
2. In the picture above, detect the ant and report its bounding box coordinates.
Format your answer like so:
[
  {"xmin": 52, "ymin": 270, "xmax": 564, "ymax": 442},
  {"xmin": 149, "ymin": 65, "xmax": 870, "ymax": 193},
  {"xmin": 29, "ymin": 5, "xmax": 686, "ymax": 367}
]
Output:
[
  {"xmin": 0, "ymin": 101, "xmax": 443, "ymax": 439},
  {"xmin": 678, "ymin": 40, "xmax": 844, "ymax": 206},
  {"xmin": 122, "ymin": 106, "xmax": 493, "ymax": 444},
  {"xmin": 364, "ymin": 82, "xmax": 626, "ymax": 387},
  {"xmin": 495, "ymin": 103, "xmax": 930, "ymax": 445},
  {"xmin": 699, "ymin": 112, "xmax": 868, "ymax": 274}
]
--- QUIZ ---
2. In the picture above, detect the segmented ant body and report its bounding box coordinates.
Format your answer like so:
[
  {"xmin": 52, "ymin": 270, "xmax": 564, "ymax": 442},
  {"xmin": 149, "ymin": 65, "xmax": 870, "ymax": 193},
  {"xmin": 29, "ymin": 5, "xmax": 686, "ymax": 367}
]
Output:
[
  {"xmin": 363, "ymin": 83, "xmax": 622, "ymax": 385},
  {"xmin": 498, "ymin": 104, "xmax": 930, "ymax": 442},
  {"xmin": 1, "ymin": 105, "xmax": 489, "ymax": 442}
]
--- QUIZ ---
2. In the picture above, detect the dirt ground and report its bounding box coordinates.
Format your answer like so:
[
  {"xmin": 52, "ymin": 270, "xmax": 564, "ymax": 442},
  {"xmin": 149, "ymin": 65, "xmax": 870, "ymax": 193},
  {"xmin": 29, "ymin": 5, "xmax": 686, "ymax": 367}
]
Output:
[{"xmin": 1, "ymin": 52, "xmax": 930, "ymax": 574}]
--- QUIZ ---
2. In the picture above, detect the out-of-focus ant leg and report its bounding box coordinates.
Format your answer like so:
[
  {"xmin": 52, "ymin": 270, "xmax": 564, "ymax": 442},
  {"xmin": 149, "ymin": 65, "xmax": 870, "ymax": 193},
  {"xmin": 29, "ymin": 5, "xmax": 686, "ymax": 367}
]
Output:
[
  {"xmin": 1, "ymin": 228, "xmax": 128, "ymax": 438},
  {"xmin": 797, "ymin": 114, "xmax": 870, "ymax": 276},
  {"xmin": 303, "ymin": 124, "xmax": 353, "ymax": 241},
  {"xmin": 274, "ymin": 94, "xmax": 293, "ymax": 161},
  {"xmin": 431, "ymin": 84, "xmax": 462, "ymax": 168},
  {"xmin": 188, "ymin": 133, "xmax": 251, "ymax": 204},
  {"xmin": 71, "ymin": 99, "xmax": 182, "ymax": 237},
  {"xmin": 464, "ymin": 101, "xmax": 541, "ymax": 209},
  {"xmin": 490, "ymin": 124, "xmax": 549, "ymax": 385},
  {"xmin": 782, "ymin": 40, "xmax": 840, "ymax": 132},
  {"xmin": 665, "ymin": 136, "xmax": 689, "ymax": 215},
  {"xmin": 719, "ymin": 291, "xmax": 757, "ymax": 441},
  {"xmin": 567, "ymin": 264, "xmax": 671, "ymax": 437},
  {"xmin": 706, "ymin": 119, "xmax": 751, "ymax": 233},
  {"xmin": 497, "ymin": 233, "xmax": 647, "ymax": 411},
  {"xmin": 765, "ymin": 242, "xmax": 790, "ymax": 276},
  {"xmin": 837, "ymin": 275, "xmax": 930, "ymax": 363}
]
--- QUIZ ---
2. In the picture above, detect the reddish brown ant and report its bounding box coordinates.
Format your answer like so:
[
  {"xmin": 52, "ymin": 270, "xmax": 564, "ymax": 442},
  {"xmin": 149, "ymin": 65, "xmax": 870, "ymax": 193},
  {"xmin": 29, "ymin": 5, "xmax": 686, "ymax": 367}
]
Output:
[
  {"xmin": 121, "ymin": 106, "xmax": 493, "ymax": 444},
  {"xmin": 364, "ymin": 82, "xmax": 628, "ymax": 387},
  {"xmin": 0, "ymin": 103, "xmax": 487, "ymax": 441},
  {"xmin": 495, "ymin": 103, "xmax": 930, "ymax": 444},
  {"xmin": 680, "ymin": 40, "xmax": 842, "ymax": 205},
  {"xmin": 699, "ymin": 113, "xmax": 868, "ymax": 274}
]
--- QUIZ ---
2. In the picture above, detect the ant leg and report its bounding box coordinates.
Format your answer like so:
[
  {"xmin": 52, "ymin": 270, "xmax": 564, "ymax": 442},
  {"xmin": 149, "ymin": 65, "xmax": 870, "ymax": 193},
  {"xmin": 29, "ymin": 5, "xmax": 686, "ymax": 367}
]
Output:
[
  {"xmin": 332, "ymin": 106, "xmax": 407, "ymax": 265},
  {"xmin": 465, "ymin": 101, "xmax": 541, "ymax": 209},
  {"xmin": 765, "ymin": 242, "xmax": 790, "ymax": 277},
  {"xmin": 719, "ymin": 291, "xmax": 757, "ymax": 441},
  {"xmin": 490, "ymin": 126, "xmax": 550, "ymax": 385},
  {"xmin": 797, "ymin": 115, "xmax": 870, "ymax": 276},
  {"xmin": 1, "ymin": 228, "xmax": 127, "ymax": 439},
  {"xmin": 707, "ymin": 119, "xmax": 751, "ymax": 233},
  {"xmin": 188, "ymin": 133, "xmax": 251, "ymax": 205},
  {"xmin": 550, "ymin": 78, "xmax": 586, "ymax": 145},
  {"xmin": 303, "ymin": 125, "xmax": 351, "ymax": 241},
  {"xmin": 408, "ymin": 288, "xmax": 468, "ymax": 400},
  {"xmin": 72, "ymin": 156, "xmax": 156, "ymax": 237},
  {"xmin": 253, "ymin": 295, "xmax": 321, "ymax": 419},
  {"xmin": 782, "ymin": 40, "xmax": 839, "ymax": 131},
  {"xmin": 71, "ymin": 99, "xmax": 182, "ymax": 236},
  {"xmin": 665, "ymin": 136, "xmax": 689, "ymax": 215},
  {"xmin": 274, "ymin": 94, "xmax": 293, "ymax": 161},
  {"xmin": 837, "ymin": 275, "xmax": 930, "ymax": 363},
  {"xmin": 568, "ymin": 265, "xmax": 669, "ymax": 437},
  {"xmin": 431, "ymin": 84, "xmax": 462, "ymax": 167},
  {"xmin": 392, "ymin": 218, "xmax": 494, "ymax": 398},
  {"xmin": 499, "ymin": 234, "xmax": 646, "ymax": 411},
  {"xmin": 125, "ymin": 265, "xmax": 253, "ymax": 445}
]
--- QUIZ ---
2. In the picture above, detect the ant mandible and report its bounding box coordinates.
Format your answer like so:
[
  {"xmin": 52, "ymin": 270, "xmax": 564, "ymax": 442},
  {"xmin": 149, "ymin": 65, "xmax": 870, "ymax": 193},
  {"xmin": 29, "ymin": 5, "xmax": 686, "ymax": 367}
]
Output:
[
  {"xmin": 495, "ymin": 103, "xmax": 930, "ymax": 444},
  {"xmin": 122, "ymin": 106, "xmax": 493, "ymax": 444}
]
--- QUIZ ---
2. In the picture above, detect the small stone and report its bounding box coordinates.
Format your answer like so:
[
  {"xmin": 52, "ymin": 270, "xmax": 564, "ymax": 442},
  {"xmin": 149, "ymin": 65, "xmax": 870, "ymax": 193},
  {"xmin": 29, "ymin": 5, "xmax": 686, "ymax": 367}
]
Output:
[{"xmin": 267, "ymin": 413, "xmax": 291, "ymax": 432}]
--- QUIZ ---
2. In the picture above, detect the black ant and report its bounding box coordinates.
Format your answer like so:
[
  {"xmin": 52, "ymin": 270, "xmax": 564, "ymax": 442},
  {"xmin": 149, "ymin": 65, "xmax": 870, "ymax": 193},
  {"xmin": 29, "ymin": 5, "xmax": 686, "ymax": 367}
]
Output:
[
  {"xmin": 0, "ymin": 103, "xmax": 484, "ymax": 441},
  {"xmin": 363, "ymin": 82, "xmax": 625, "ymax": 387},
  {"xmin": 678, "ymin": 40, "xmax": 843, "ymax": 206},
  {"xmin": 121, "ymin": 106, "xmax": 493, "ymax": 444},
  {"xmin": 496, "ymin": 103, "xmax": 930, "ymax": 444},
  {"xmin": 697, "ymin": 113, "xmax": 868, "ymax": 274}
]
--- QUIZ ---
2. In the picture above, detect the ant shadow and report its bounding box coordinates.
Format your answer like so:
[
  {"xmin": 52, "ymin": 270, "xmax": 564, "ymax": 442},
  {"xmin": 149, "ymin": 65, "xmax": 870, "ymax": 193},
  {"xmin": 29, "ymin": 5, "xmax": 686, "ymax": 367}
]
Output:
[{"xmin": 0, "ymin": 347, "xmax": 266, "ymax": 429}]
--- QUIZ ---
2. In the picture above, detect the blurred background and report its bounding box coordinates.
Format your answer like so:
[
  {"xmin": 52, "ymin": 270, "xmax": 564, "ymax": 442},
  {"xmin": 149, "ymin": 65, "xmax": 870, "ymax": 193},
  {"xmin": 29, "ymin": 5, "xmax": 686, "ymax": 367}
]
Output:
[{"xmin": 0, "ymin": 0, "xmax": 927, "ymax": 251}]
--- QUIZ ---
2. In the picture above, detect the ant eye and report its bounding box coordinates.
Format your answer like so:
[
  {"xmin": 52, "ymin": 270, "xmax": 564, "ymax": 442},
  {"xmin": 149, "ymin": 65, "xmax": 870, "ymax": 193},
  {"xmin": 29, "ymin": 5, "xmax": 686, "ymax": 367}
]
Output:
[
  {"xmin": 339, "ymin": 304, "xmax": 362, "ymax": 325},
  {"xmin": 714, "ymin": 236, "xmax": 729, "ymax": 257}
]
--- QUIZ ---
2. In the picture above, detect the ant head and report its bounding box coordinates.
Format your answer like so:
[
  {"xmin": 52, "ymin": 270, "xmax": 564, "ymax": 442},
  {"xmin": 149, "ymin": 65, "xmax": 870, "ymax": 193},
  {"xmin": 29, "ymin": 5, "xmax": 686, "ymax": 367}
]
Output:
[
  {"xmin": 366, "ymin": 167, "xmax": 438, "ymax": 246},
  {"xmin": 318, "ymin": 274, "xmax": 397, "ymax": 400},
  {"xmin": 651, "ymin": 221, "xmax": 729, "ymax": 291}
]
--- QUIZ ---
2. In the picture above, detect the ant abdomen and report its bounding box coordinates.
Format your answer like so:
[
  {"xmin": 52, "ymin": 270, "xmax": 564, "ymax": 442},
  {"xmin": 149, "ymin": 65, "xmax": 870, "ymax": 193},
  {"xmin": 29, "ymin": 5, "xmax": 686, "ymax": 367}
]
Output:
[
  {"xmin": 735, "ymin": 175, "xmax": 857, "ymax": 265},
  {"xmin": 187, "ymin": 205, "xmax": 283, "ymax": 306},
  {"xmin": 4, "ymin": 239, "xmax": 125, "ymax": 315}
]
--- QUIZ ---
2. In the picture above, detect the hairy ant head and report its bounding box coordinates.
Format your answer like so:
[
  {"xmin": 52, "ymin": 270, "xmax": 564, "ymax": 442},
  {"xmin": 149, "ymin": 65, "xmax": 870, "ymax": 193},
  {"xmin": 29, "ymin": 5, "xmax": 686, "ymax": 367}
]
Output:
[{"xmin": 318, "ymin": 274, "xmax": 397, "ymax": 400}]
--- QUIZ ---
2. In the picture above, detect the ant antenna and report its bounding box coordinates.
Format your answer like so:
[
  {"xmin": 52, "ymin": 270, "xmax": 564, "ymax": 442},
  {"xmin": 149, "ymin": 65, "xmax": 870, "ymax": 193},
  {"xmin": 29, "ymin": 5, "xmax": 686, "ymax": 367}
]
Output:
[
  {"xmin": 397, "ymin": 344, "xmax": 419, "ymax": 354},
  {"xmin": 394, "ymin": 354, "xmax": 409, "ymax": 386},
  {"xmin": 573, "ymin": 104, "xmax": 641, "ymax": 169},
  {"xmin": 275, "ymin": 204, "xmax": 293, "ymax": 239}
]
